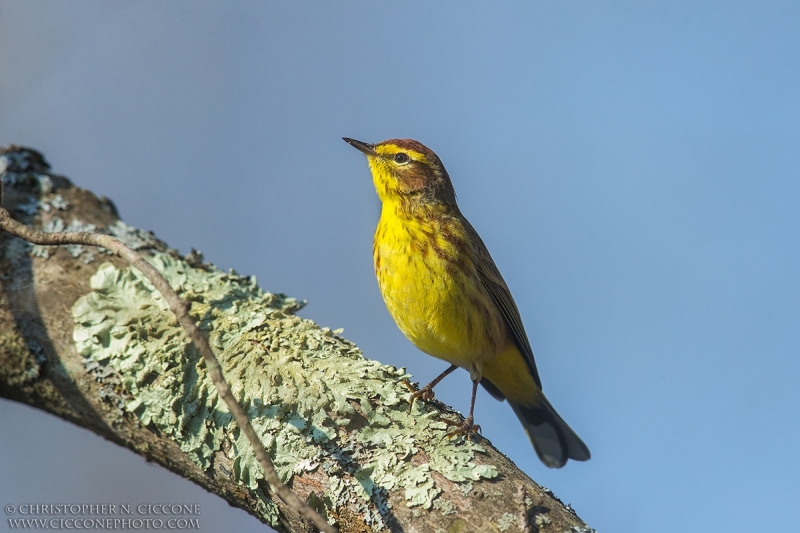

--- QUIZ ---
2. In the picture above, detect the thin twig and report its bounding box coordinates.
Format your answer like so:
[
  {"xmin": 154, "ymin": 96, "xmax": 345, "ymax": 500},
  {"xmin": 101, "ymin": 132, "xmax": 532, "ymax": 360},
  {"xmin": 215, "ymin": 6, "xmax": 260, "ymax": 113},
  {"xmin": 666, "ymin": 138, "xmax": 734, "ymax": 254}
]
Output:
[{"xmin": 0, "ymin": 207, "xmax": 337, "ymax": 533}]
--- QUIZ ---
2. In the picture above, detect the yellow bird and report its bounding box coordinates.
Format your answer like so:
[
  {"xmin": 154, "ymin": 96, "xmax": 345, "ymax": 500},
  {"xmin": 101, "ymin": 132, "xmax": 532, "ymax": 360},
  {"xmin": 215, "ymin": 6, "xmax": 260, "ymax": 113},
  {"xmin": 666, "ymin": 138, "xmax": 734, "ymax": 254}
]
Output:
[{"xmin": 344, "ymin": 137, "xmax": 590, "ymax": 468}]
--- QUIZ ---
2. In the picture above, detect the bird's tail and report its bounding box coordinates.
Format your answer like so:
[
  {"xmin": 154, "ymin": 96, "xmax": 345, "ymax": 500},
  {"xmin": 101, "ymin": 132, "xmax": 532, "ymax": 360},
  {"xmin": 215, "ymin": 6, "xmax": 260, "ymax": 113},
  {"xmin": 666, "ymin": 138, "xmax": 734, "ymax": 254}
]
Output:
[{"xmin": 510, "ymin": 394, "xmax": 591, "ymax": 468}]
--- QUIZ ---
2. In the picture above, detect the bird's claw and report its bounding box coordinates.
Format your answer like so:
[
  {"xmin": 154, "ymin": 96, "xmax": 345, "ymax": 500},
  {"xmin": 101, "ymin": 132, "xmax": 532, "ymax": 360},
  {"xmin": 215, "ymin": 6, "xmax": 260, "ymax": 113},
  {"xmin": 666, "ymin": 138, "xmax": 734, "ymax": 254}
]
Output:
[
  {"xmin": 403, "ymin": 380, "xmax": 436, "ymax": 411},
  {"xmin": 444, "ymin": 415, "xmax": 482, "ymax": 441},
  {"xmin": 400, "ymin": 379, "xmax": 418, "ymax": 393}
]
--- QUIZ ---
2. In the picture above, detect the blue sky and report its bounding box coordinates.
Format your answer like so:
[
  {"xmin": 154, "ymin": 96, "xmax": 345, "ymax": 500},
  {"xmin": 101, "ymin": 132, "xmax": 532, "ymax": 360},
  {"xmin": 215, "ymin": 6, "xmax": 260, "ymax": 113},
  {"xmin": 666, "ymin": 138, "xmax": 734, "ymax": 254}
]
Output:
[{"xmin": 1, "ymin": 2, "xmax": 799, "ymax": 532}]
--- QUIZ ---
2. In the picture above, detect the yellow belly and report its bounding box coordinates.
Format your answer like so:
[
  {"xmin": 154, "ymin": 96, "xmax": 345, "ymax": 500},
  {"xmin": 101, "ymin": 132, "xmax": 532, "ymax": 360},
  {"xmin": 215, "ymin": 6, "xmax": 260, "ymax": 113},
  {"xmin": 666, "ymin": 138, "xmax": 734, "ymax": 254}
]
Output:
[
  {"xmin": 373, "ymin": 206, "xmax": 541, "ymax": 407},
  {"xmin": 373, "ymin": 210, "xmax": 506, "ymax": 371}
]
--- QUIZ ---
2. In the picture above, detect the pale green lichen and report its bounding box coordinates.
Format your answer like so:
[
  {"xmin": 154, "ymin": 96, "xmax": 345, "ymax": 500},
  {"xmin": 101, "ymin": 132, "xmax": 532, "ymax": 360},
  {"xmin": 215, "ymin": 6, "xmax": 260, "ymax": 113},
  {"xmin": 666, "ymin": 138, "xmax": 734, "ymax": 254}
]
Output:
[
  {"xmin": 73, "ymin": 252, "xmax": 498, "ymax": 528},
  {"xmin": 106, "ymin": 220, "xmax": 160, "ymax": 251},
  {"xmin": 432, "ymin": 497, "xmax": 456, "ymax": 516},
  {"xmin": 38, "ymin": 193, "xmax": 68, "ymax": 212},
  {"xmin": 1, "ymin": 151, "xmax": 36, "ymax": 187},
  {"xmin": 497, "ymin": 512, "xmax": 515, "ymax": 531},
  {"xmin": 31, "ymin": 217, "xmax": 99, "ymax": 261}
]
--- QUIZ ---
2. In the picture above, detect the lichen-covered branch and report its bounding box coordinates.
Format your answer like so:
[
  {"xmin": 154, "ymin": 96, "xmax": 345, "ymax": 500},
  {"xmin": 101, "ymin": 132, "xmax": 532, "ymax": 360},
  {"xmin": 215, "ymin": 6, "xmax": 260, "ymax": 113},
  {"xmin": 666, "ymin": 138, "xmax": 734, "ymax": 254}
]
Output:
[
  {"xmin": 0, "ymin": 192, "xmax": 335, "ymax": 533},
  {"xmin": 0, "ymin": 146, "xmax": 594, "ymax": 533}
]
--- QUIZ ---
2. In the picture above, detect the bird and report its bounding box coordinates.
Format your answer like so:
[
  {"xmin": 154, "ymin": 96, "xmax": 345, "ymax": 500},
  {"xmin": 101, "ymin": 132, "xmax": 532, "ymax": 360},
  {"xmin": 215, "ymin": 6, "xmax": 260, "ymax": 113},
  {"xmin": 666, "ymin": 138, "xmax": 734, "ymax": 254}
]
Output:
[{"xmin": 343, "ymin": 137, "xmax": 590, "ymax": 468}]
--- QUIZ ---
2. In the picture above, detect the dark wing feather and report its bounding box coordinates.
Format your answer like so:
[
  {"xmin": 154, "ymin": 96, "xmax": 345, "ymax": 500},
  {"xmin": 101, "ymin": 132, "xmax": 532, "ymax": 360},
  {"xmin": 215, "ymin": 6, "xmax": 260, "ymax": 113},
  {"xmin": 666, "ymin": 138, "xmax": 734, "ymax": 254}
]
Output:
[{"xmin": 465, "ymin": 221, "xmax": 543, "ymax": 390}]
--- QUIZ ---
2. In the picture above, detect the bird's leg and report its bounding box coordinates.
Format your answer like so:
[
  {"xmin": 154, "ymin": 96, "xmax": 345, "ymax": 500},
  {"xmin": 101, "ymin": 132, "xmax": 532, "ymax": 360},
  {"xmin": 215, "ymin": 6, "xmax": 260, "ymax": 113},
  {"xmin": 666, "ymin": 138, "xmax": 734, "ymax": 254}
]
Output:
[
  {"xmin": 405, "ymin": 364, "xmax": 458, "ymax": 410},
  {"xmin": 445, "ymin": 379, "xmax": 482, "ymax": 440}
]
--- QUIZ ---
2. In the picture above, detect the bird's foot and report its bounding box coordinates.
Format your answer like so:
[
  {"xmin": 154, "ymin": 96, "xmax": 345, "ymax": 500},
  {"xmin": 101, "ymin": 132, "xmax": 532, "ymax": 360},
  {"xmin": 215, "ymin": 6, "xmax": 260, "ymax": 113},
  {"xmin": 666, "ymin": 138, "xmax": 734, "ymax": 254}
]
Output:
[
  {"xmin": 403, "ymin": 379, "xmax": 436, "ymax": 411},
  {"xmin": 444, "ymin": 415, "xmax": 482, "ymax": 441}
]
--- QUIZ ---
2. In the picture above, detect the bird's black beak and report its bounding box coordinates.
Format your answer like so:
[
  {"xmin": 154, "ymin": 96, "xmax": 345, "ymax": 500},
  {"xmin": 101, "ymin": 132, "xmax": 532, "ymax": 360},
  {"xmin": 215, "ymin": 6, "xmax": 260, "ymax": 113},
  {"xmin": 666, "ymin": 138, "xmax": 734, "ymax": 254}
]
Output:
[{"xmin": 343, "ymin": 137, "xmax": 378, "ymax": 156}]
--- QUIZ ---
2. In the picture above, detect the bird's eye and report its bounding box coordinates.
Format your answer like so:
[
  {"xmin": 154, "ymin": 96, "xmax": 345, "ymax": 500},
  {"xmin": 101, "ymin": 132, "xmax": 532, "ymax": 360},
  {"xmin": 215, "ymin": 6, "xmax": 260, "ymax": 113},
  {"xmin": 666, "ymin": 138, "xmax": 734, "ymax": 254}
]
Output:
[{"xmin": 393, "ymin": 153, "xmax": 410, "ymax": 164}]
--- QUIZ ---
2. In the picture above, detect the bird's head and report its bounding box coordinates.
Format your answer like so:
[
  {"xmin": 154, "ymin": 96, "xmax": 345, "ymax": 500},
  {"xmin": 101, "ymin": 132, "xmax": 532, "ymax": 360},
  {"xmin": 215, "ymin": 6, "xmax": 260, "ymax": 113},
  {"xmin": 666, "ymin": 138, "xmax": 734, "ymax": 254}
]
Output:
[{"xmin": 344, "ymin": 138, "xmax": 457, "ymax": 208}]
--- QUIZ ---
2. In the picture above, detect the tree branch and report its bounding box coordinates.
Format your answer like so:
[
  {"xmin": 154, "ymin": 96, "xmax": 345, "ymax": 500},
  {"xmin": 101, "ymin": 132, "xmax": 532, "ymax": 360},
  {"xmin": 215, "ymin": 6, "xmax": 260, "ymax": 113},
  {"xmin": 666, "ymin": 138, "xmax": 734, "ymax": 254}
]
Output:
[
  {"xmin": 0, "ymin": 146, "xmax": 594, "ymax": 533},
  {"xmin": 0, "ymin": 200, "xmax": 335, "ymax": 533}
]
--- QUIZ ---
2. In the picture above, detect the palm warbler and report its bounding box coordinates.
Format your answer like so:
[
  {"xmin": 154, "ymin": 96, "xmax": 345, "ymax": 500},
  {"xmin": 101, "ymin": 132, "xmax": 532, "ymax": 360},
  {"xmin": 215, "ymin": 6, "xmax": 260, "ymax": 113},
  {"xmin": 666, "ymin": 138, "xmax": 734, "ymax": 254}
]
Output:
[{"xmin": 344, "ymin": 137, "xmax": 590, "ymax": 468}]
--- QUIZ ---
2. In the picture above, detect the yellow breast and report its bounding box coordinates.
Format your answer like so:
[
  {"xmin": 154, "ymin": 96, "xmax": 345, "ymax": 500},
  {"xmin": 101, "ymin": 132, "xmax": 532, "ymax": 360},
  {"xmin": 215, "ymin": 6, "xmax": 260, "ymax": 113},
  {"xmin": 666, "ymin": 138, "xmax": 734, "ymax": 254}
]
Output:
[{"xmin": 373, "ymin": 204, "xmax": 507, "ymax": 370}]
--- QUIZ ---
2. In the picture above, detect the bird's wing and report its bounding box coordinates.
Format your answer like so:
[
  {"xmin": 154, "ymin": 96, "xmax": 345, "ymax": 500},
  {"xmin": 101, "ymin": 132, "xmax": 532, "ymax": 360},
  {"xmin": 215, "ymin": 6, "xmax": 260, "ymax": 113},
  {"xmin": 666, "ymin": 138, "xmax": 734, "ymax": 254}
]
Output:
[{"xmin": 467, "ymin": 222, "xmax": 543, "ymax": 390}]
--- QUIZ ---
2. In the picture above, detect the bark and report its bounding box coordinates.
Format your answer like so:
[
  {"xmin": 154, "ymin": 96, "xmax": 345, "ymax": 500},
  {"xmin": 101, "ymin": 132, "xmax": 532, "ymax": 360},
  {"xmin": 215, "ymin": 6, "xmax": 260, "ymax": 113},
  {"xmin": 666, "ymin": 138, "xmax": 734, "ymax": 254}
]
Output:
[{"xmin": 0, "ymin": 146, "xmax": 594, "ymax": 533}]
